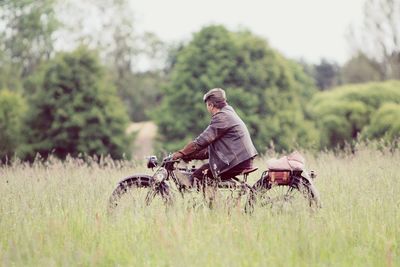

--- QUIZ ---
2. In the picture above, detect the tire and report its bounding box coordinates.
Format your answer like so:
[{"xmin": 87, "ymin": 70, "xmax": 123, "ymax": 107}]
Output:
[
  {"xmin": 249, "ymin": 174, "xmax": 321, "ymax": 212},
  {"xmin": 108, "ymin": 174, "xmax": 171, "ymax": 212},
  {"xmin": 293, "ymin": 176, "xmax": 321, "ymax": 208}
]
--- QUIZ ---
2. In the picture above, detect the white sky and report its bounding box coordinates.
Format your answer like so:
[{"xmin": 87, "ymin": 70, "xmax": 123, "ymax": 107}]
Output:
[{"xmin": 130, "ymin": 0, "xmax": 366, "ymax": 64}]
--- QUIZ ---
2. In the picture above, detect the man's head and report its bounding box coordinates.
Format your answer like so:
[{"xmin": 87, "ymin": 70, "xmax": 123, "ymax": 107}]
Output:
[{"xmin": 203, "ymin": 88, "xmax": 227, "ymax": 114}]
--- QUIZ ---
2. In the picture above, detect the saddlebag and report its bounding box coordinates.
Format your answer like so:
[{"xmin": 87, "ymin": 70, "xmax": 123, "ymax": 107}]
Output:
[
  {"xmin": 265, "ymin": 151, "xmax": 306, "ymax": 185},
  {"xmin": 267, "ymin": 170, "xmax": 291, "ymax": 185}
]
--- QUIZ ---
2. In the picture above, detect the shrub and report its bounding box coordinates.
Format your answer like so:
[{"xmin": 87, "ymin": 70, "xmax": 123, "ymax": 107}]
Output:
[
  {"xmin": 309, "ymin": 80, "xmax": 400, "ymax": 148},
  {"xmin": 362, "ymin": 103, "xmax": 400, "ymax": 143}
]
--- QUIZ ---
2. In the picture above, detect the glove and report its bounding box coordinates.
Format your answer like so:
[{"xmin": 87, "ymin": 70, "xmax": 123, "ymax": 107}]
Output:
[
  {"xmin": 172, "ymin": 142, "xmax": 199, "ymax": 160},
  {"xmin": 172, "ymin": 151, "xmax": 184, "ymax": 160}
]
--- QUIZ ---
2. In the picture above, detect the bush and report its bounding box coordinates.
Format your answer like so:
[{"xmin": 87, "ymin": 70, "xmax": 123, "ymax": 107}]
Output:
[
  {"xmin": 309, "ymin": 80, "xmax": 400, "ymax": 148},
  {"xmin": 362, "ymin": 103, "xmax": 400, "ymax": 143},
  {"xmin": 0, "ymin": 90, "xmax": 26, "ymax": 162},
  {"xmin": 23, "ymin": 47, "xmax": 131, "ymax": 160}
]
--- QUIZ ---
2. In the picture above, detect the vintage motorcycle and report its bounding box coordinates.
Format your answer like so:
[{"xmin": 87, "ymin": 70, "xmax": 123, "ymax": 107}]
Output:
[{"xmin": 108, "ymin": 151, "xmax": 321, "ymax": 213}]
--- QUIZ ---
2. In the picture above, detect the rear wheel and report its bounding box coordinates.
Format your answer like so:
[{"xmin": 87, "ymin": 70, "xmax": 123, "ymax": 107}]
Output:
[
  {"xmin": 248, "ymin": 175, "xmax": 320, "ymax": 213},
  {"xmin": 108, "ymin": 175, "xmax": 171, "ymax": 214}
]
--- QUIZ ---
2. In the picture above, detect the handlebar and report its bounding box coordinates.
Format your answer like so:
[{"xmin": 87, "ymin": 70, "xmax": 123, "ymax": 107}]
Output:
[
  {"xmin": 146, "ymin": 154, "xmax": 182, "ymax": 170},
  {"xmin": 162, "ymin": 155, "xmax": 179, "ymax": 163},
  {"xmin": 163, "ymin": 158, "xmax": 180, "ymax": 164},
  {"xmin": 161, "ymin": 156, "xmax": 181, "ymax": 170}
]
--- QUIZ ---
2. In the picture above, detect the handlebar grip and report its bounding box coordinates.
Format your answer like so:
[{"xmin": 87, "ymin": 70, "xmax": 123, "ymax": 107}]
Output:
[{"xmin": 163, "ymin": 158, "xmax": 180, "ymax": 163}]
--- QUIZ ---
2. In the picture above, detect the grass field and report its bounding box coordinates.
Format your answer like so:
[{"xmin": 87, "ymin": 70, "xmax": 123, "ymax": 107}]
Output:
[{"xmin": 1, "ymin": 145, "xmax": 399, "ymax": 267}]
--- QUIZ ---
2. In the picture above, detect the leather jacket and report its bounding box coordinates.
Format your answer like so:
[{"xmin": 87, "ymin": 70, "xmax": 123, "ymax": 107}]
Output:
[{"xmin": 194, "ymin": 105, "xmax": 258, "ymax": 178}]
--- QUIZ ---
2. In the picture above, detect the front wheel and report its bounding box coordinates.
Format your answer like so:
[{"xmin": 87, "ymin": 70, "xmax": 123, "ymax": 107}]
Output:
[
  {"xmin": 248, "ymin": 175, "xmax": 321, "ymax": 212},
  {"xmin": 108, "ymin": 174, "xmax": 171, "ymax": 213}
]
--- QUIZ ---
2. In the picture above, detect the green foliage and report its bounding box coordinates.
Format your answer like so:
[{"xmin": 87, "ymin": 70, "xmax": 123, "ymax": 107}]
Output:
[
  {"xmin": 313, "ymin": 59, "xmax": 341, "ymax": 90},
  {"xmin": 0, "ymin": 0, "xmax": 59, "ymax": 78},
  {"xmin": 154, "ymin": 25, "xmax": 318, "ymax": 153},
  {"xmin": 23, "ymin": 47, "xmax": 131, "ymax": 160},
  {"xmin": 341, "ymin": 53, "xmax": 382, "ymax": 84},
  {"xmin": 362, "ymin": 103, "xmax": 400, "ymax": 143},
  {"xmin": 0, "ymin": 90, "xmax": 26, "ymax": 162},
  {"xmin": 309, "ymin": 80, "xmax": 400, "ymax": 148},
  {"xmin": 0, "ymin": 51, "xmax": 23, "ymax": 92},
  {"xmin": 54, "ymin": 0, "xmax": 168, "ymax": 123},
  {"xmin": 116, "ymin": 71, "xmax": 165, "ymax": 122},
  {"xmin": 298, "ymin": 59, "xmax": 342, "ymax": 91}
]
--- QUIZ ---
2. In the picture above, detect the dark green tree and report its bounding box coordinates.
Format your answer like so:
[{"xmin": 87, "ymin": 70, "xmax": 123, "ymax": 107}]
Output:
[
  {"xmin": 313, "ymin": 59, "xmax": 341, "ymax": 90},
  {"xmin": 154, "ymin": 25, "xmax": 318, "ymax": 152},
  {"xmin": 23, "ymin": 47, "xmax": 131, "ymax": 160},
  {"xmin": 0, "ymin": 90, "xmax": 26, "ymax": 162}
]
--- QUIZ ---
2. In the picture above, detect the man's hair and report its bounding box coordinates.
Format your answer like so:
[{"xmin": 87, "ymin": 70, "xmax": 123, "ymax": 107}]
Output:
[{"xmin": 203, "ymin": 88, "xmax": 227, "ymax": 109}]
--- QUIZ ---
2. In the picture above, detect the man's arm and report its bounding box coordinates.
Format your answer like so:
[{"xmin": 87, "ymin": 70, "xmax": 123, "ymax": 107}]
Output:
[
  {"xmin": 172, "ymin": 142, "xmax": 199, "ymax": 160},
  {"xmin": 182, "ymin": 147, "xmax": 209, "ymax": 161}
]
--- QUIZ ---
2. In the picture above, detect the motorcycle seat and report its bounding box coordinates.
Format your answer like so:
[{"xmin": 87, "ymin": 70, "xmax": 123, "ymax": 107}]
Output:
[
  {"xmin": 267, "ymin": 151, "xmax": 305, "ymax": 171},
  {"xmin": 240, "ymin": 167, "xmax": 258, "ymax": 176}
]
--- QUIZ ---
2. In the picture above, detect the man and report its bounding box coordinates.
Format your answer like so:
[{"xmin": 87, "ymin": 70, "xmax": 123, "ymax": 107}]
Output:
[{"xmin": 172, "ymin": 88, "xmax": 258, "ymax": 181}]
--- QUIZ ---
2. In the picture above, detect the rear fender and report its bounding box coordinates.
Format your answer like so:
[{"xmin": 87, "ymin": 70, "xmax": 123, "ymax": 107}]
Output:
[{"xmin": 299, "ymin": 170, "xmax": 314, "ymax": 184}]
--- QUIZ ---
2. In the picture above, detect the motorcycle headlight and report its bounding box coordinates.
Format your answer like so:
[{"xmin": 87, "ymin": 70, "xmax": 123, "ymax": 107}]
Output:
[{"xmin": 147, "ymin": 155, "xmax": 158, "ymax": 168}]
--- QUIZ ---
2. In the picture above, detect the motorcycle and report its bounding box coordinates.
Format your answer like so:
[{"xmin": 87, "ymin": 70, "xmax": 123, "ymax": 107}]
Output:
[{"xmin": 108, "ymin": 151, "xmax": 321, "ymax": 213}]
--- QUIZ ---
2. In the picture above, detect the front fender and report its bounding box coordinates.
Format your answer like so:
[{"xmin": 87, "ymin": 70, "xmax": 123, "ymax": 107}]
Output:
[
  {"xmin": 117, "ymin": 174, "xmax": 170, "ymax": 194},
  {"xmin": 117, "ymin": 174, "xmax": 154, "ymax": 187}
]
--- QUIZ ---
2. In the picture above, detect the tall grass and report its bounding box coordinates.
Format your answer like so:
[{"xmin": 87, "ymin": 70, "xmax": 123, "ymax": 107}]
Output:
[{"xmin": 0, "ymin": 145, "xmax": 399, "ymax": 266}]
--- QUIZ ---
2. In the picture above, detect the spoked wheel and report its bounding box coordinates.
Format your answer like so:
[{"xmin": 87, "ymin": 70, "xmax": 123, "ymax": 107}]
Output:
[
  {"xmin": 108, "ymin": 175, "xmax": 171, "ymax": 214},
  {"xmin": 248, "ymin": 175, "xmax": 320, "ymax": 213}
]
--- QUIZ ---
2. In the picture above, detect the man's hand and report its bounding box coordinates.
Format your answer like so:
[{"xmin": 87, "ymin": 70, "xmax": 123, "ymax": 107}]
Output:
[{"xmin": 172, "ymin": 151, "xmax": 184, "ymax": 160}]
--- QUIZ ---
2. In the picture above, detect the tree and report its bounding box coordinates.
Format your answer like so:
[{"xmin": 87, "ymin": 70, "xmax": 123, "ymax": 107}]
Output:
[
  {"xmin": 309, "ymin": 80, "xmax": 400, "ymax": 148},
  {"xmin": 347, "ymin": 0, "xmax": 400, "ymax": 79},
  {"xmin": 54, "ymin": 0, "xmax": 168, "ymax": 122},
  {"xmin": 154, "ymin": 25, "xmax": 318, "ymax": 153},
  {"xmin": 313, "ymin": 59, "xmax": 341, "ymax": 90},
  {"xmin": 0, "ymin": 50, "xmax": 23, "ymax": 92},
  {"xmin": 0, "ymin": 90, "xmax": 26, "ymax": 162},
  {"xmin": 119, "ymin": 71, "xmax": 164, "ymax": 122},
  {"xmin": 341, "ymin": 53, "xmax": 383, "ymax": 84},
  {"xmin": 0, "ymin": 0, "xmax": 58, "ymax": 79},
  {"xmin": 297, "ymin": 59, "xmax": 341, "ymax": 91},
  {"xmin": 23, "ymin": 47, "xmax": 131, "ymax": 160}
]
